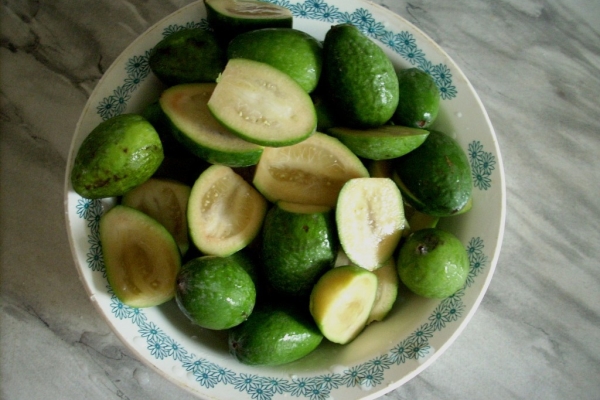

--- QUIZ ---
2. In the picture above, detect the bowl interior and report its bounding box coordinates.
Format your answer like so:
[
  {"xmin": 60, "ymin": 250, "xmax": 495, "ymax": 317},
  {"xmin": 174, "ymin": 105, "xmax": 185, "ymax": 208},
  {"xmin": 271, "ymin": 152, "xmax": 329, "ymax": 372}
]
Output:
[{"xmin": 64, "ymin": 1, "xmax": 505, "ymax": 399}]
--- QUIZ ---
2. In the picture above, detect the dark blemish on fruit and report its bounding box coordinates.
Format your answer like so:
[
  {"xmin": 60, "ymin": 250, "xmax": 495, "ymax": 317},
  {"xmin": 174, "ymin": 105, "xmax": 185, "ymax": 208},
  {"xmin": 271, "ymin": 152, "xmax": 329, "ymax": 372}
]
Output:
[{"xmin": 302, "ymin": 225, "xmax": 309, "ymax": 233}]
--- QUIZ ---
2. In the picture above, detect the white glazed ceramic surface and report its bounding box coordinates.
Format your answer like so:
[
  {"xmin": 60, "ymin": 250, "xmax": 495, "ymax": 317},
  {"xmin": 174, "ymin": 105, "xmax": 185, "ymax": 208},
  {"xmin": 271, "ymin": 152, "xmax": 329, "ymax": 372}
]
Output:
[{"xmin": 64, "ymin": 1, "xmax": 506, "ymax": 399}]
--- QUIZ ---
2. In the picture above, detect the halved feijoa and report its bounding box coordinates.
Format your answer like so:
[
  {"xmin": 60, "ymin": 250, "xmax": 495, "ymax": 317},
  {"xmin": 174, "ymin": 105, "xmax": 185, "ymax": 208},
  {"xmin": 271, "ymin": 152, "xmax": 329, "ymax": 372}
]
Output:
[
  {"xmin": 176, "ymin": 254, "xmax": 256, "ymax": 330},
  {"xmin": 187, "ymin": 164, "xmax": 267, "ymax": 257},
  {"xmin": 392, "ymin": 130, "xmax": 473, "ymax": 217},
  {"xmin": 207, "ymin": 58, "xmax": 316, "ymax": 147},
  {"xmin": 327, "ymin": 125, "xmax": 429, "ymax": 160},
  {"xmin": 253, "ymin": 132, "xmax": 369, "ymax": 207},
  {"xmin": 229, "ymin": 303, "xmax": 323, "ymax": 366},
  {"xmin": 336, "ymin": 178, "xmax": 405, "ymax": 271},
  {"xmin": 121, "ymin": 178, "xmax": 191, "ymax": 255},
  {"xmin": 367, "ymin": 257, "xmax": 399, "ymax": 324},
  {"xmin": 160, "ymin": 83, "xmax": 263, "ymax": 167},
  {"xmin": 204, "ymin": 0, "xmax": 292, "ymax": 43},
  {"xmin": 309, "ymin": 265, "xmax": 378, "ymax": 344},
  {"xmin": 100, "ymin": 205, "xmax": 181, "ymax": 308}
]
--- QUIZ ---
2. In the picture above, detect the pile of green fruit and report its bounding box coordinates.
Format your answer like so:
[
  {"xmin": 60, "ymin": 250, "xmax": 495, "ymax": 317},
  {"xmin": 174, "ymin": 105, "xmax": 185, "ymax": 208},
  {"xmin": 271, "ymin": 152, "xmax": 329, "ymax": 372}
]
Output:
[{"xmin": 70, "ymin": 0, "xmax": 473, "ymax": 367}]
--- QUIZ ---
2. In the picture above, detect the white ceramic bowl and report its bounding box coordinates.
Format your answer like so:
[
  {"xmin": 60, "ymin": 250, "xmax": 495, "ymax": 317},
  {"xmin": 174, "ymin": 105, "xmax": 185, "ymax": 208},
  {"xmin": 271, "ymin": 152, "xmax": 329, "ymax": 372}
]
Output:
[{"xmin": 64, "ymin": 1, "xmax": 506, "ymax": 399}]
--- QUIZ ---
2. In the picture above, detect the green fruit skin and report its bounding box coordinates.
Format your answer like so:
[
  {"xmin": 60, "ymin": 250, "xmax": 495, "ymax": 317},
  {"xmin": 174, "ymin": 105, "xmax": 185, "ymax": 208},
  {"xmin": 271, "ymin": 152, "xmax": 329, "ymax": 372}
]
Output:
[
  {"xmin": 71, "ymin": 114, "xmax": 164, "ymax": 199},
  {"xmin": 323, "ymin": 24, "xmax": 399, "ymax": 128},
  {"xmin": 397, "ymin": 228, "xmax": 470, "ymax": 298},
  {"xmin": 393, "ymin": 68, "xmax": 440, "ymax": 129},
  {"xmin": 149, "ymin": 28, "xmax": 226, "ymax": 86},
  {"xmin": 393, "ymin": 130, "xmax": 473, "ymax": 217},
  {"xmin": 228, "ymin": 28, "xmax": 323, "ymax": 93},
  {"xmin": 175, "ymin": 255, "xmax": 256, "ymax": 330},
  {"xmin": 261, "ymin": 205, "xmax": 338, "ymax": 297},
  {"xmin": 228, "ymin": 304, "xmax": 323, "ymax": 366}
]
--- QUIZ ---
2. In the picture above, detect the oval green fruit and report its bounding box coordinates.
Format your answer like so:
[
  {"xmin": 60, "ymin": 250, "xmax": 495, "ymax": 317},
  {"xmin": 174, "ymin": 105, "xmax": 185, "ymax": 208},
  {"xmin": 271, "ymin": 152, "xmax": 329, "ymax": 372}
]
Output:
[
  {"xmin": 261, "ymin": 201, "xmax": 338, "ymax": 297},
  {"xmin": 71, "ymin": 114, "xmax": 164, "ymax": 199},
  {"xmin": 397, "ymin": 228, "xmax": 469, "ymax": 298},
  {"xmin": 392, "ymin": 130, "xmax": 473, "ymax": 217},
  {"xmin": 228, "ymin": 28, "xmax": 323, "ymax": 93},
  {"xmin": 175, "ymin": 255, "xmax": 256, "ymax": 330},
  {"xmin": 322, "ymin": 23, "xmax": 399, "ymax": 128},
  {"xmin": 393, "ymin": 68, "xmax": 440, "ymax": 129},
  {"xmin": 148, "ymin": 28, "xmax": 226, "ymax": 86},
  {"xmin": 228, "ymin": 303, "xmax": 323, "ymax": 366}
]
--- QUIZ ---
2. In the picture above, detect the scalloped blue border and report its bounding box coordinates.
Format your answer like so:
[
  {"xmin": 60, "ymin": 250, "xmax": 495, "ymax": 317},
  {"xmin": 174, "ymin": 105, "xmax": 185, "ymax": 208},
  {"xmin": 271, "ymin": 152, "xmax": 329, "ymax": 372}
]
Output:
[{"xmin": 77, "ymin": 197, "xmax": 488, "ymax": 400}]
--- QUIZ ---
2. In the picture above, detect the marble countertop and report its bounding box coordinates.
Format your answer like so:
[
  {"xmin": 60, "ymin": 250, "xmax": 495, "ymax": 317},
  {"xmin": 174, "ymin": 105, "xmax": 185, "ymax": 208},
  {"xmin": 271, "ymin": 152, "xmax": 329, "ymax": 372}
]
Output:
[{"xmin": 1, "ymin": 0, "xmax": 599, "ymax": 399}]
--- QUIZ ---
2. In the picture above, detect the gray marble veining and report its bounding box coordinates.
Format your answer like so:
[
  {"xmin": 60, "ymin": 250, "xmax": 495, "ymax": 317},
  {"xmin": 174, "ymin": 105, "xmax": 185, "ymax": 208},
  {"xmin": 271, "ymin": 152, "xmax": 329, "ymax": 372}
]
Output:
[{"xmin": 1, "ymin": 0, "xmax": 599, "ymax": 399}]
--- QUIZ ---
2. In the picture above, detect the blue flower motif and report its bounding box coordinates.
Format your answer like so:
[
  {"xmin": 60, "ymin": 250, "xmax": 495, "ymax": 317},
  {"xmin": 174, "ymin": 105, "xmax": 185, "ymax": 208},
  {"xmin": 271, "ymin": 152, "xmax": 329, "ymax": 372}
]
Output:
[
  {"xmin": 247, "ymin": 383, "xmax": 274, "ymax": 400},
  {"xmin": 183, "ymin": 358, "xmax": 211, "ymax": 374},
  {"xmin": 438, "ymin": 81, "xmax": 458, "ymax": 100},
  {"xmin": 364, "ymin": 354, "xmax": 393, "ymax": 372},
  {"xmin": 76, "ymin": 198, "xmax": 93, "ymax": 219},
  {"xmin": 214, "ymin": 366, "xmax": 236, "ymax": 384},
  {"xmin": 310, "ymin": 2, "xmax": 341, "ymax": 22},
  {"xmin": 290, "ymin": 377, "xmax": 310, "ymax": 396},
  {"xmin": 341, "ymin": 364, "xmax": 366, "ymax": 387},
  {"xmin": 380, "ymin": 30, "xmax": 401, "ymax": 50},
  {"xmin": 360, "ymin": 368, "xmax": 384, "ymax": 388},
  {"xmin": 272, "ymin": 0, "xmax": 293, "ymax": 10},
  {"xmin": 472, "ymin": 164, "xmax": 492, "ymax": 190},
  {"xmin": 428, "ymin": 305, "xmax": 451, "ymax": 331},
  {"xmin": 86, "ymin": 238, "xmax": 104, "ymax": 272},
  {"xmin": 479, "ymin": 151, "xmax": 496, "ymax": 176},
  {"xmin": 97, "ymin": 95, "xmax": 119, "ymax": 120},
  {"xmin": 468, "ymin": 141, "xmax": 485, "ymax": 162},
  {"xmin": 466, "ymin": 251, "xmax": 488, "ymax": 286},
  {"xmin": 195, "ymin": 369, "xmax": 220, "ymax": 389},
  {"xmin": 162, "ymin": 24, "xmax": 185, "ymax": 37},
  {"xmin": 399, "ymin": 46, "xmax": 426, "ymax": 66},
  {"xmin": 87, "ymin": 205, "xmax": 103, "ymax": 235},
  {"xmin": 304, "ymin": 383, "xmax": 331, "ymax": 400},
  {"xmin": 442, "ymin": 300, "xmax": 464, "ymax": 322},
  {"xmin": 289, "ymin": 2, "xmax": 311, "ymax": 18},
  {"xmin": 362, "ymin": 20, "xmax": 386, "ymax": 39},
  {"xmin": 313, "ymin": 373, "xmax": 343, "ymax": 390},
  {"xmin": 138, "ymin": 321, "xmax": 166, "ymax": 342},
  {"xmin": 418, "ymin": 59, "xmax": 434, "ymax": 76},
  {"xmin": 431, "ymin": 63, "xmax": 453, "ymax": 86},
  {"xmin": 389, "ymin": 340, "xmax": 410, "ymax": 364},
  {"xmin": 164, "ymin": 336, "xmax": 188, "ymax": 361},
  {"xmin": 261, "ymin": 377, "xmax": 292, "ymax": 394},
  {"xmin": 111, "ymin": 297, "xmax": 133, "ymax": 320},
  {"xmin": 406, "ymin": 339, "xmax": 431, "ymax": 359},
  {"xmin": 350, "ymin": 8, "xmax": 375, "ymax": 29},
  {"xmin": 409, "ymin": 323, "xmax": 435, "ymax": 345},
  {"xmin": 395, "ymin": 31, "xmax": 416, "ymax": 49},
  {"xmin": 467, "ymin": 237, "xmax": 485, "ymax": 256},
  {"xmin": 337, "ymin": 12, "xmax": 354, "ymax": 24},
  {"xmin": 129, "ymin": 307, "xmax": 147, "ymax": 326},
  {"xmin": 234, "ymin": 373, "xmax": 258, "ymax": 392},
  {"xmin": 148, "ymin": 336, "xmax": 170, "ymax": 359},
  {"xmin": 125, "ymin": 55, "xmax": 150, "ymax": 79}
]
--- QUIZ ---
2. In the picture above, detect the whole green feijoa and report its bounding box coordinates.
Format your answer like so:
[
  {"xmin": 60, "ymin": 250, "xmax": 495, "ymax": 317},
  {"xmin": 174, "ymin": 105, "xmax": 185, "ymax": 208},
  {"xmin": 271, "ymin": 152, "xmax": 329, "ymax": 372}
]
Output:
[
  {"xmin": 149, "ymin": 28, "xmax": 226, "ymax": 86},
  {"xmin": 323, "ymin": 24, "xmax": 399, "ymax": 128},
  {"xmin": 71, "ymin": 114, "xmax": 164, "ymax": 199},
  {"xmin": 393, "ymin": 68, "xmax": 440, "ymax": 129},
  {"xmin": 228, "ymin": 28, "xmax": 323, "ymax": 93},
  {"xmin": 397, "ymin": 228, "xmax": 469, "ymax": 298},
  {"xmin": 229, "ymin": 303, "xmax": 323, "ymax": 366},
  {"xmin": 392, "ymin": 130, "xmax": 473, "ymax": 217},
  {"xmin": 175, "ymin": 255, "xmax": 256, "ymax": 330},
  {"xmin": 261, "ymin": 201, "xmax": 338, "ymax": 297}
]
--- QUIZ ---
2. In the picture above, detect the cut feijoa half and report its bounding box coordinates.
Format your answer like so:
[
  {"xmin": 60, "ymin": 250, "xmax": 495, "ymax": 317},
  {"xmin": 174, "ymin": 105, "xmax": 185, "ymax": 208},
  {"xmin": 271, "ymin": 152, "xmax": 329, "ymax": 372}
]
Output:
[
  {"xmin": 160, "ymin": 83, "xmax": 263, "ymax": 167},
  {"xmin": 336, "ymin": 177, "xmax": 405, "ymax": 271},
  {"xmin": 121, "ymin": 178, "xmax": 191, "ymax": 255},
  {"xmin": 204, "ymin": 0, "xmax": 293, "ymax": 43},
  {"xmin": 253, "ymin": 132, "xmax": 369, "ymax": 207},
  {"xmin": 187, "ymin": 164, "xmax": 267, "ymax": 257},
  {"xmin": 309, "ymin": 265, "xmax": 378, "ymax": 344},
  {"xmin": 207, "ymin": 58, "xmax": 317, "ymax": 147},
  {"xmin": 367, "ymin": 257, "xmax": 399, "ymax": 324},
  {"xmin": 327, "ymin": 125, "xmax": 429, "ymax": 160},
  {"xmin": 100, "ymin": 205, "xmax": 181, "ymax": 308}
]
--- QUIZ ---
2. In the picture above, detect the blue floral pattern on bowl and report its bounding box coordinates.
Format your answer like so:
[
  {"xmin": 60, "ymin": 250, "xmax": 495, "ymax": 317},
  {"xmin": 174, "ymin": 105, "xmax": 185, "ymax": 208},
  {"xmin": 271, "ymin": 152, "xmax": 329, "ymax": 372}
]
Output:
[
  {"xmin": 79, "ymin": 2, "xmax": 499, "ymax": 398},
  {"xmin": 77, "ymin": 197, "xmax": 489, "ymax": 400}
]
